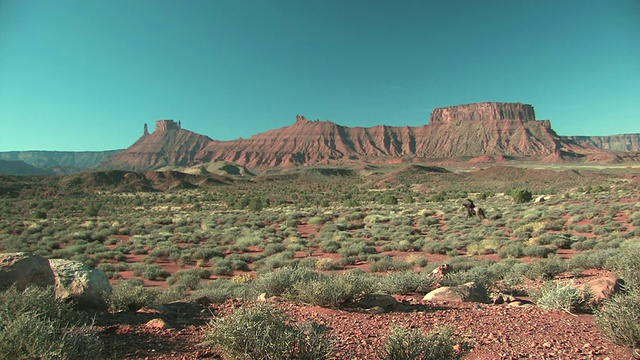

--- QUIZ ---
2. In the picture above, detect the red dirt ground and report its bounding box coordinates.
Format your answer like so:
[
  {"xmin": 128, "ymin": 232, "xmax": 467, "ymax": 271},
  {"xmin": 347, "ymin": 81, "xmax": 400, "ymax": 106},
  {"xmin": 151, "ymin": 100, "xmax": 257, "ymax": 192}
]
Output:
[
  {"xmin": 95, "ymin": 209, "xmax": 639, "ymax": 359},
  {"xmin": 95, "ymin": 297, "xmax": 634, "ymax": 360}
]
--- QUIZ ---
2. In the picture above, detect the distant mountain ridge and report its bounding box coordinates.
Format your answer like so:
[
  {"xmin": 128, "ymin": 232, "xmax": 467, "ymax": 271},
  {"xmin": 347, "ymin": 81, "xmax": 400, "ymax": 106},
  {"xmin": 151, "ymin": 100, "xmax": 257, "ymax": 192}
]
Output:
[
  {"xmin": 0, "ymin": 150, "xmax": 122, "ymax": 174},
  {"xmin": 564, "ymin": 134, "xmax": 640, "ymax": 152},
  {"xmin": 4, "ymin": 103, "xmax": 638, "ymax": 175},
  {"xmin": 0, "ymin": 159, "xmax": 51, "ymax": 175},
  {"xmin": 97, "ymin": 102, "xmax": 638, "ymax": 171}
]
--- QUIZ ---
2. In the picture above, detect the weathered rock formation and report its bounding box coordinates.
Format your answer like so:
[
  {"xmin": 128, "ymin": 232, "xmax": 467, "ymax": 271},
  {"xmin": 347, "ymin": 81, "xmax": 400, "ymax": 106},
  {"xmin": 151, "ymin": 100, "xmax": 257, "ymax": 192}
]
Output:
[
  {"xmin": 49, "ymin": 258, "xmax": 112, "ymax": 311},
  {"xmin": 99, "ymin": 120, "xmax": 213, "ymax": 171},
  {"xmin": 97, "ymin": 103, "xmax": 629, "ymax": 171},
  {"xmin": 154, "ymin": 119, "xmax": 182, "ymax": 132},
  {"xmin": 422, "ymin": 282, "xmax": 490, "ymax": 303},
  {"xmin": 564, "ymin": 134, "xmax": 640, "ymax": 152},
  {"xmin": 0, "ymin": 252, "xmax": 55, "ymax": 291},
  {"xmin": 583, "ymin": 275, "xmax": 622, "ymax": 305},
  {"xmin": 429, "ymin": 102, "xmax": 536, "ymax": 124}
]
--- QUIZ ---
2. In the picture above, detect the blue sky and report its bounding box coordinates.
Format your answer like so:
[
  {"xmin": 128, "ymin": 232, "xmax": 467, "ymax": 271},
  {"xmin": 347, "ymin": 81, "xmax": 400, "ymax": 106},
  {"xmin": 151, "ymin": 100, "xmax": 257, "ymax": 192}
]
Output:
[{"xmin": 1, "ymin": 0, "xmax": 639, "ymax": 151}]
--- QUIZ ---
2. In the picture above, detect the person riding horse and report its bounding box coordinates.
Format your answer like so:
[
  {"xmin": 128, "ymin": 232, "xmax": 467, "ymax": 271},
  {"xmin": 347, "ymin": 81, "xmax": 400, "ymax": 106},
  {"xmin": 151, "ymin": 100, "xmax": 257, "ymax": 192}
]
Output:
[{"xmin": 463, "ymin": 199, "xmax": 486, "ymax": 219}]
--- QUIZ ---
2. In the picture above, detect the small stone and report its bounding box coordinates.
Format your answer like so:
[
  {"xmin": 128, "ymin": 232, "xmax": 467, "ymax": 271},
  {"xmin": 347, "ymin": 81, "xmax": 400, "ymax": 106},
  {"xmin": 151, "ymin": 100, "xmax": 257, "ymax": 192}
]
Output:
[{"xmin": 145, "ymin": 318, "xmax": 171, "ymax": 330}]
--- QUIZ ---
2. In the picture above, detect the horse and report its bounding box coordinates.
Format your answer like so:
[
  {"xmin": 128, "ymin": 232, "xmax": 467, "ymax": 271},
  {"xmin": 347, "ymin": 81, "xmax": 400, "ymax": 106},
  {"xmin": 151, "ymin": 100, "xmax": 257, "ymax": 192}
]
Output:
[{"xmin": 463, "ymin": 199, "xmax": 486, "ymax": 220}]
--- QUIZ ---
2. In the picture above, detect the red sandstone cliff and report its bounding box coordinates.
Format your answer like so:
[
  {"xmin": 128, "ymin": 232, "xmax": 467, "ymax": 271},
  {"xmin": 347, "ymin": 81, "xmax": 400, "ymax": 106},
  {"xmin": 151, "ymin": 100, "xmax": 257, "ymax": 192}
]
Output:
[
  {"xmin": 97, "ymin": 103, "xmax": 625, "ymax": 171},
  {"xmin": 98, "ymin": 120, "xmax": 213, "ymax": 171}
]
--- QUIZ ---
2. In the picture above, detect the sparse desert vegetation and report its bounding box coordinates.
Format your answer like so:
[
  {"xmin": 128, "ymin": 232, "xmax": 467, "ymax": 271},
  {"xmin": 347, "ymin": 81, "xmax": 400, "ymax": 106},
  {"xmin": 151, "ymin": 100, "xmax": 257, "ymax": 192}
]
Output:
[{"xmin": 1, "ymin": 163, "xmax": 640, "ymax": 359}]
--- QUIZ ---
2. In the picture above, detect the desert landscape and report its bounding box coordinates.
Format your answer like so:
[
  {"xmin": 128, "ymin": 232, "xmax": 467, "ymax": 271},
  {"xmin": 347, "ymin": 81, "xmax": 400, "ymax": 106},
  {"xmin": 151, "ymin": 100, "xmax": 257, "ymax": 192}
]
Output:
[
  {"xmin": 2, "ymin": 145, "xmax": 640, "ymax": 358},
  {"xmin": 2, "ymin": 102, "xmax": 640, "ymax": 359},
  {"xmin": 3, "ymin": 0, "xmax": 639, "ymax": 358}
]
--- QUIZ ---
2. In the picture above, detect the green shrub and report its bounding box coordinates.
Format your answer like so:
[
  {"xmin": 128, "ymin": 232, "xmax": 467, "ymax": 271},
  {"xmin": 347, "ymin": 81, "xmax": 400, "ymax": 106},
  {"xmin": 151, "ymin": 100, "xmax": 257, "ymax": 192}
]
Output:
[
  {"xmin": 155, "ymin": 284, "xmax": 188, "ymax": 304},
  {"xmin": 605, "ymin": 248, "xmax": 640, "ymax": 290},
  {"xmin": 594, "ymin": 288, "xmax": 640, "ymax": 350},
  {"xmin": 567, "ymin": 249, "xmax": 619, "ymax": 271},
  {"xmin": 314, "ymin": 258, "xmax": 337, "ymax": 271},
  {"xmin": 254, "ymin": 267, "xmax": 324, "ymax": 297},
  {"xmin": 369, "ymin": 257, "xmax": 395, "ymax": 272},
  {"xmin": 528, "ymin": 256, "xmax": 565, "ymax": 280},
  {"xmin": 191, "ymin": 279, "xmax": 257, "ymax": 303},
  {"xmin": 337, "ymin": 241, "xmax": 376, "ymax": 258},
  {"xmin": 294, "ymin": 272, "xmax": 374, "ymax": 307},
  {"xmin": 166, "ymin": 268, "xmax": 211, "ymax": 290},
  {"xmin": 247, "ymin": 198, "xmax": 264, "ymax": 212},
  {"xmin": 0, "ymin": 287, "xmax": 103, "ymax": 359},
  {"xmin": 405, "ymin": 254, "xmax": 429, "ymax": 267},
  {"xmin": 33, "ymin": 210, "xmax": 47, "ymax": 219},
  {"xmin": 422, "ymin": 241, "xmax": 450, "ymax": 255},
  {"xmin": 263, "ymin": 243, "xmax": 286, "ymax": 256},
  {"xmin": 522, "ymin": 244, "xmax": 556, "ymax": 258},
  {"xmin": 531, "ymin": 281, "xmax": 591, "ymax": 314},
  {"xmin": 379, "ymin": 325, "xmax": 464, "ymax": 360},
  {"xmin": 308, "ymin": 216, "xmax": 327, "ymax": 225},
  {"xmin": 497, "ymin": 243, "xmax": 524, "ymax": 259},
  {"xmin": 319, "ymin": 240, "xmax": 341, "ymax": 253},
  {"xmin": 440, "ymin": 266, "xmax": 496, "ymax": 289},
  {"xmin": 375, "ymin": 271, "xmax": 432, "ymax": 294},
  {"xmin": 108, "ymin": 280, "xmax": 159, "ymax": 312},
  {"xmin": 380, "ymin": 194, "xmax": 398, "ymax": 205},
  {"xmin": 510, "ymin": 189, "xmax": 533, "ymax": 204},
  {"xmin": 203, "ymin": 303, "xmax": 333, "ymax": 360}
]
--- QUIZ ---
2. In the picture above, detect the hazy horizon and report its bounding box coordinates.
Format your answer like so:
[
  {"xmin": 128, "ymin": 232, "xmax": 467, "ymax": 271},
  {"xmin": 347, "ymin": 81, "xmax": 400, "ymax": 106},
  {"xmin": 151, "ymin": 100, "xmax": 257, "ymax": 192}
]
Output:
[{"xmin": 1, "ymin": 0, "xmax": 639, "ymax": 151}]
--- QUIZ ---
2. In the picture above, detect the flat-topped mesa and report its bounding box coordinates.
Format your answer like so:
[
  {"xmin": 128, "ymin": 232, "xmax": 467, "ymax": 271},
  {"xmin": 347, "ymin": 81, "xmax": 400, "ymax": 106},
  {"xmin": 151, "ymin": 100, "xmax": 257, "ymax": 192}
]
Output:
[
  {"xmin": 155, "ymin": 120, "xmax": 182, "ymax": 132},
  {"xmin": 429, "ymin": 102, "xmax": 536, "ymax": 125}
]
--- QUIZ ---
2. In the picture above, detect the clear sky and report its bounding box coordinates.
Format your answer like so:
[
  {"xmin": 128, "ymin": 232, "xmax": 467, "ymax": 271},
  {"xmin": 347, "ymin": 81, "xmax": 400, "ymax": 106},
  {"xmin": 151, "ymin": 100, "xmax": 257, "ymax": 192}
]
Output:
[{"xmin": 1, "ymin": 0, "xmax": 639, "ymax": 151}]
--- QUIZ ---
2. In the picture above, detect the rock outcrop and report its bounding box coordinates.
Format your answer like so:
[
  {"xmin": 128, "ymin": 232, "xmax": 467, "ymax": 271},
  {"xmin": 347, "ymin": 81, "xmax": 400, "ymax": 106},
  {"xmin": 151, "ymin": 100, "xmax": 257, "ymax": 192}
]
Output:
[
  {"xmin": 48, "ymin": 259, "xmax": 112, "ymax": 311},
  {"xmin": 353, "ymin": 293, "xmax": 401, "ymax": 312},
  {"xmin": 155, "ymin": 119, "xmax": 181, "ymax": 132},
  {"xmin": 96, "ymin": 103, "xmax": 633, "ymax": 171},
  {"xmin": 584, "ymin": 275, "xmax": 622, "ymax": 305},
  {"xmin": 429, "ymin": 102, "xmax": 536, "ymax": 125},
  {"xmin": 0, "ymin": 252, "xmax": 56, "ymax": 291},
  {"xmin": 98, "ymin": 121, "xmax": 214, "ymax": 171},
  {"xmin": 422, "ymin": 282, "xmax": 490, "ymax": 303},
  {"xmin": 564, "ymin": 134, "xmax": 640, "ymax": 152}
]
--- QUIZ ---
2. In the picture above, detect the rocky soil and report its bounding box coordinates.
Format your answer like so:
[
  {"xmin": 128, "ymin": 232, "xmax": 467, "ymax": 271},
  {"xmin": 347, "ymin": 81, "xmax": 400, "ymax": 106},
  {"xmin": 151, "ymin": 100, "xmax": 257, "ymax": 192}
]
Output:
[{"xmin": 96, "ymin": 296, "xmax": 634, "ymax": 360}]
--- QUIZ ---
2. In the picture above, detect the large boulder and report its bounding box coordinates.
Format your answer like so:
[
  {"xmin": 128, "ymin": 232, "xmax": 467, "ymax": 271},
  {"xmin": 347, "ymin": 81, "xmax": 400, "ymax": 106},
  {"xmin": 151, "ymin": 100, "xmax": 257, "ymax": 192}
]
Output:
[
  {"xmin": 584, "ymin": 275, "xmax": 621, "ymax": 305},
  {"xmin": 0, "ymin": 252, "xmax": 55, "ymax": 291},
  {"xmin": 353, "ymin": 293, "xmax": 400, "ymax": 312},
  {"xmin": 48, "ymin": 259, "xmax": 112, "ymax": 311},
  {"xmin": 422, "ymin": 282, "xmax": 490, "ymax": 303}
]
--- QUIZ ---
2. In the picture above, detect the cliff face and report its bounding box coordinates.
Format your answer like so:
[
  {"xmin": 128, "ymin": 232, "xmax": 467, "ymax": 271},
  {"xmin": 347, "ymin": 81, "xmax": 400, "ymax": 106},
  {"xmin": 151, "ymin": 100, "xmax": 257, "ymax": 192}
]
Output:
[
  {"xmin": 202, "ymin": 103, "xmax": 563, "ymax": 167},
  {"xmin": 564, "ymin": 134, "xmax": 640, "ymax": 152},
  {"xmin": 97, "ymin": 103, "xmax": 625, "ymax": 170},
  {"xmin": 154, "ymin": 120, "xmax": 181, "ymax": 132},
  {"xmin": 429, "ymin": 102, "xmax": 536, "ymax": 124},
  {"xmin": 98, "ymin": 124, "xmax": 213, "ymax": 171}
]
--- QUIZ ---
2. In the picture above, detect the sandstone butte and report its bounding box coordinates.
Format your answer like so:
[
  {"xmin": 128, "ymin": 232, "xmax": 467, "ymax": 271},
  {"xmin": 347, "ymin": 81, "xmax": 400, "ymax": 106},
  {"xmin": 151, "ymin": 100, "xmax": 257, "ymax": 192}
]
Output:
[{"xmin": 97, "ymin": 102, "xmax": 640, "ymax": 171}]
